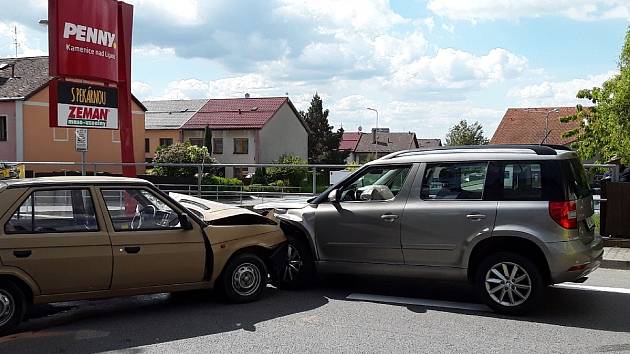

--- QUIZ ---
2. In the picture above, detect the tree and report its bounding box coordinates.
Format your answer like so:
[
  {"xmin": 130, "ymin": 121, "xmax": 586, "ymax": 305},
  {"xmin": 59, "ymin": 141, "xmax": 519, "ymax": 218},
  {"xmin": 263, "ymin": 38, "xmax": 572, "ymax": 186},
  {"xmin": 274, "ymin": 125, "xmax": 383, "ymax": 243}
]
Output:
[
  {"xmin": 562, "ymin": 27, "xmax": 630, "ymax": 164},
  {"xmin": 203, "ymin": 126, "xmax": 212, "ymax": 155},
  {"xmin": 152, "ymin": 142, "xmax": 216, "ymax": 177},
  {"xmin": 445, "ymin": 120, "xmax": 489, "ymax": 146},
  {"xmin": 303, "ymin": 93, "xmax": 349, "ymax": 164}
]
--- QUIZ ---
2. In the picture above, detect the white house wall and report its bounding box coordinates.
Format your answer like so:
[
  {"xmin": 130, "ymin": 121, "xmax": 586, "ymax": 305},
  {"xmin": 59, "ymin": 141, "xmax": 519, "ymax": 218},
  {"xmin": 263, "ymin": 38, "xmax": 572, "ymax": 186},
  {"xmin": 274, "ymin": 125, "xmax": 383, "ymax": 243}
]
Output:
[
  {"xmin": 259, "ymin": 102, "xmax": 308, "ymax": 163},
  {"xmin": 183, "ymin": 129, "xmax": 257, "ymax": 178}
]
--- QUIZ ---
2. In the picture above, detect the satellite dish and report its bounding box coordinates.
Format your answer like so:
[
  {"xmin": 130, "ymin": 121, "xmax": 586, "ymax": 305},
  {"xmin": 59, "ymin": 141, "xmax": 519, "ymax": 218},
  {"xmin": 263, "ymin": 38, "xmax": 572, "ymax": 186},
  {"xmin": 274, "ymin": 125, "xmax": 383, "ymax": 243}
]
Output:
[{"xmin": 358, "ymin": 126, "xmax": 363, "ymax": 132}]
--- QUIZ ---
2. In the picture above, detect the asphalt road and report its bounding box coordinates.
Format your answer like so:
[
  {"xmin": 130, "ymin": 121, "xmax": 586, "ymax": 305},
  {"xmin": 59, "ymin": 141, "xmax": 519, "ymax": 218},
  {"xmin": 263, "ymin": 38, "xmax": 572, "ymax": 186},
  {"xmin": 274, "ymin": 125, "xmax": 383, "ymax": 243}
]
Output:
[{"xmin": 2, "ymin": 268, "xmax": 630, "ymax": 354}]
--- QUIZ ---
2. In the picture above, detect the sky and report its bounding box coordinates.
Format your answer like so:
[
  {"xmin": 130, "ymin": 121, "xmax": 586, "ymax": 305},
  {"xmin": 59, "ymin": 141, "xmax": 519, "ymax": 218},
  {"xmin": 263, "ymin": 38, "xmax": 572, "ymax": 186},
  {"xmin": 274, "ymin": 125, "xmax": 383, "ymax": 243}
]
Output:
[{"xmin": 0, "ymin": 0, "xmax": 628, "ymax": 140}]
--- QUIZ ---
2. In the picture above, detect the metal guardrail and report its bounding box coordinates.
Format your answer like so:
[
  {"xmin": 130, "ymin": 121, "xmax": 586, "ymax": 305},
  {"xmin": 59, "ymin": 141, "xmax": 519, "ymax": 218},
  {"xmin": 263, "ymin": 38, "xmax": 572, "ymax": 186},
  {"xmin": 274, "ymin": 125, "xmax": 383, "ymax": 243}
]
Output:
[{"xmin": 4, "ymin": 161, "xmax": 351, "ymax": 196}]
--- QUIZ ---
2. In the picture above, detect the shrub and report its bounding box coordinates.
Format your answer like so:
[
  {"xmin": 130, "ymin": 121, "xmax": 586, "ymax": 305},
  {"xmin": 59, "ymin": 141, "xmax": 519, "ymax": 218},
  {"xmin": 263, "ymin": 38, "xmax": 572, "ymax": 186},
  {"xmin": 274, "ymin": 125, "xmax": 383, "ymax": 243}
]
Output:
[
  {"xmin": 152, "ymin": 142, "xmax": 216, "ymax": 177},
  {"xmin": 252, "ymin": 167, "xmax": 268, "ymax": 185},
  {"xmin": 203, "ymin": 175, "xmax": 243, "ymax": 186},
  {"xmin": 267, "ymin": 154, "xmax": 308, "ymax": 186}
]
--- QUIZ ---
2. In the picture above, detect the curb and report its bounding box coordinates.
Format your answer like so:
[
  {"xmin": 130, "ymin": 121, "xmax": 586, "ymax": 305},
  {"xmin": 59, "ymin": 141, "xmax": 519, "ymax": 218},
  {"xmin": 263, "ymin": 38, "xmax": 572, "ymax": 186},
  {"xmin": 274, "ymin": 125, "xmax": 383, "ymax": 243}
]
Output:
[{"xmin": 601, "ymin": 259, "xmax": 630, "ymax": 270}]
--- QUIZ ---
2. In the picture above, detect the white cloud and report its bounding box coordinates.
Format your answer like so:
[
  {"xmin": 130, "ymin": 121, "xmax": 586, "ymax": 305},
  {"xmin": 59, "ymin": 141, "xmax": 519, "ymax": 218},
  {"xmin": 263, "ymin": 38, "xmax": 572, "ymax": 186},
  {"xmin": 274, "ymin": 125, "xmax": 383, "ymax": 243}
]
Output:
[
  {"xmin": 132, "ymin": 81, "xmax": 153, "ymax": 98},
  {"xmin": 386, "ymin": 48, "xmax": 528, "ymax": 91},
  {"xmin": 133, "ymin": 45, "xmax": 176, "ymax": 57},
  {"xmin": 148, "ymin": 74, "xmax": 277, "ymax": 100},
  {"xmin": 508, "ymin": 71, "xmax": 617, "ymax": 106},
  {"xmin": 427, "ymin": 0, "xmax": 630, "ymax": 22},
  {"xmin": 275, "ymin": 0, "xmax": 406, "ymax": 33}
]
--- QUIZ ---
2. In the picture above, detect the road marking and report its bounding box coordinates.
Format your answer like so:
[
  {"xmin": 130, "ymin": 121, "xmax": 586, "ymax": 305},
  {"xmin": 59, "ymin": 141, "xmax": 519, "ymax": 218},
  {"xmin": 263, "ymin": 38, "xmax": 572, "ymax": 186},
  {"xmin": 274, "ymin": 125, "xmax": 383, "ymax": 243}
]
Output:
[
  {"xmin": 553, "ymin": 283, "xmax": 630, "ymax": 294},
  {"xmin": 346, "ymin": 293, "xmax": 490, "ymax": 312}
]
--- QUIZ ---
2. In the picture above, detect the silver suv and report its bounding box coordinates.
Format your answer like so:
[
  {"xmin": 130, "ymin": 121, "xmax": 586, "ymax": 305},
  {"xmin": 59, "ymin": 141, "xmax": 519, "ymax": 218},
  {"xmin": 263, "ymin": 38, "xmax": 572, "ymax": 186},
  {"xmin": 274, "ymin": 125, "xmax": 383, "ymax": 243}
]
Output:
[{"xmin": 273, "ymin": 145, "xmax": 603, "ymax": 315}]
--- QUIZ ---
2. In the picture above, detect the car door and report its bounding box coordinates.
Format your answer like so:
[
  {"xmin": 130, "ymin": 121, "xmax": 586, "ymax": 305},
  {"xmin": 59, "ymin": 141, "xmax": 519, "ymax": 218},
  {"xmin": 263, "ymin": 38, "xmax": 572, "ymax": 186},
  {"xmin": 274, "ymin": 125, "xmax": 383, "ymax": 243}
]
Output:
[
  {"xmin": 315, "ymin": 164, "xmax": 416, "ymax": 264},
  {"xmin": 97, "ymin": 186, "xmax": 207, "ymax": 289},
  {"xmin": 0, "ymin": 187, "xmax": 112, "ymax": 294},
  {"xmin": 401, "ymin": 162, "xmax": 497, "ymax": 267}
]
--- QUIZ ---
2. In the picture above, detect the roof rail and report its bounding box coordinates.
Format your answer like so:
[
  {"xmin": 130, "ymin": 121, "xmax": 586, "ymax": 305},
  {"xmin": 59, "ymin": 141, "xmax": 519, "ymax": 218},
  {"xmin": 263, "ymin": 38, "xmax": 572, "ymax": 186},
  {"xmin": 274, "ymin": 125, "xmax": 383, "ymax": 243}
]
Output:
[{"xmin": 380, "ymin": 144, "xmax": 569, "ymax": 160}]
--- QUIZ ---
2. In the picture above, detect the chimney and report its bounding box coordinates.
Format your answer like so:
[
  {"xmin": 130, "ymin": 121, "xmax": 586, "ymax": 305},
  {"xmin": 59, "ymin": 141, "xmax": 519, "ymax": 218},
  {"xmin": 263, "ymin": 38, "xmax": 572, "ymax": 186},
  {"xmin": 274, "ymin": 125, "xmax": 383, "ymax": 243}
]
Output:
[{"xmin": 245, "ymin": 93, "xmax": 250, "ymax": 98}]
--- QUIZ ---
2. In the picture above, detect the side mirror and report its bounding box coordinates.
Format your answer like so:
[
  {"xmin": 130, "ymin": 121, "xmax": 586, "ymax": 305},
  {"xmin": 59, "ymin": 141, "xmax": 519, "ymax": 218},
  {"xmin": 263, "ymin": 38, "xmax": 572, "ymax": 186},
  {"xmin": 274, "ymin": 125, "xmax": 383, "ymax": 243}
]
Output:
[
  {"xmin": 328, "ymin": 189, "xmax": 339, "ymax": 203},
  {"xmin": 179, "ymin": 214, "xmax": 194, "ymax": 230}
]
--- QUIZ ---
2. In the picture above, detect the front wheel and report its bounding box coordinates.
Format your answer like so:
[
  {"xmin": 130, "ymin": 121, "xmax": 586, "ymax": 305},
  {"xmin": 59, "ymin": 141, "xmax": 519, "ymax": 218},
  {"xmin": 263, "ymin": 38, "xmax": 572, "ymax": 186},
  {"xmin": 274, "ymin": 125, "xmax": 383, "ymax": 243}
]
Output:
[
  {"xmin": 475, "ymin": 252, "xmax": 544, "ymax": 316},
  {"xmin": 221, "ymin": 254, "xmax": 267, "ymax": 303},
  {"xmin": 274, "ymin": 235, "xmax": 316, "ymax": 290}
]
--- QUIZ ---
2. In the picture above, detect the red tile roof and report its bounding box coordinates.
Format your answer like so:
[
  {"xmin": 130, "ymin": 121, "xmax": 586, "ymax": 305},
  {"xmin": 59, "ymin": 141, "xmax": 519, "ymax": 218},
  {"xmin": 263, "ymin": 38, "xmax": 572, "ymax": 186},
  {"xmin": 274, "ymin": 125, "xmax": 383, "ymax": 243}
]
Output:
[
  {"xmin": 339, "ymin": 132, "xmax": 361, "ymax": 151},
  {"xmin": 490, "ymin": 107, "xmax": 581, "ymax": 146},
  {"xmin": 182, "ymin": 97, "xmax": 291, "ymax": 129}
]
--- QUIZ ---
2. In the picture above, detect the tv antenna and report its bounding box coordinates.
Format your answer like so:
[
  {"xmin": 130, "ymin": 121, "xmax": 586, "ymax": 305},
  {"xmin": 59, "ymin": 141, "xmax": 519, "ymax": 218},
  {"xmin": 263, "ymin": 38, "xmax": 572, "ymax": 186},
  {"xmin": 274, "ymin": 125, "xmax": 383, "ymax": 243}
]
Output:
[{"xmin": 13, "ymin": 26, "xmax": 19, "ymax": 58}]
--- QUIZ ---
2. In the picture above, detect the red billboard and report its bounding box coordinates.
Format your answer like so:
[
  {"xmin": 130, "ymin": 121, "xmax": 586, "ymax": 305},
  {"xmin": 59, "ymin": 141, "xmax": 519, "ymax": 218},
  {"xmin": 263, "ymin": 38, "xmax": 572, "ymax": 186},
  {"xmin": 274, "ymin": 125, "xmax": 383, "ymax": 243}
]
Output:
[{"xmin": 48, "ymin": 0, "xmax": 119, "ymax": 82}]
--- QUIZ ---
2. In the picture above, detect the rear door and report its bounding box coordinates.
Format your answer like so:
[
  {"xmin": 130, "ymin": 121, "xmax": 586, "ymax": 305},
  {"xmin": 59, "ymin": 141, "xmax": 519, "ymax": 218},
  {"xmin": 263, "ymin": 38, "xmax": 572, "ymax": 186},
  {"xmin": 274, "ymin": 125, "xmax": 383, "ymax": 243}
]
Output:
[
  {"xmin": 0, "ymin": 187, "xmax": 112, "ymax": 294},
  {"xmin": 401, "ymin": 162, "xmax": 497, "ymax": 267},
  {"xmin": 97, "ymin": 187, "xmax": 207, "ymax": 289}
]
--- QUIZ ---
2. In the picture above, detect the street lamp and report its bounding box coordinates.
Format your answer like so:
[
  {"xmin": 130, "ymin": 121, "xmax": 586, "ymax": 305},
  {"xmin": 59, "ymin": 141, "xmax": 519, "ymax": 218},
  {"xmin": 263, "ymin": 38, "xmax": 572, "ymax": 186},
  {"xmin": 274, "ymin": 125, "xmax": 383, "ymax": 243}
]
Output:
[{"xmin": 366, "ymin": 107, "xmax": 378, "ymax": 144}]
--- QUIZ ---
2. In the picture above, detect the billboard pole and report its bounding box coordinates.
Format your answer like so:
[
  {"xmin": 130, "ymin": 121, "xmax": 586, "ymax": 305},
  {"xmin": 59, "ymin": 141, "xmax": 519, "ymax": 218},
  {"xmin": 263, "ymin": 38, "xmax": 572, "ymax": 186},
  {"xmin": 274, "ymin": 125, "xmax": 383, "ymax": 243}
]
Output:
[{"xmin": 117, "ymin": 1, "xmax": 136, "ymax": 177}]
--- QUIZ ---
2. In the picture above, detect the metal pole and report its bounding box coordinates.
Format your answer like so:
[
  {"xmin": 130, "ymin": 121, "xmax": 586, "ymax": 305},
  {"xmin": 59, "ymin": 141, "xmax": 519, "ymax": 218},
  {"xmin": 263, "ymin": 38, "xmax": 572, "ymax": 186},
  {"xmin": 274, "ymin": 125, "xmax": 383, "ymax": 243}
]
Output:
[
  {"xmin": 312, "ymin": 168, "xmax": 317, "ymax": 194},
  {"xmin": 93, "ymin": 163, "xmax": 97, "ymax": 176},
  {"xmin": 81, "ymin": 151, "xmax": 86, "ymax": 176},
  {"xmin": 197, "ymin": 165, "xmax": 202, "ymax": 197}
]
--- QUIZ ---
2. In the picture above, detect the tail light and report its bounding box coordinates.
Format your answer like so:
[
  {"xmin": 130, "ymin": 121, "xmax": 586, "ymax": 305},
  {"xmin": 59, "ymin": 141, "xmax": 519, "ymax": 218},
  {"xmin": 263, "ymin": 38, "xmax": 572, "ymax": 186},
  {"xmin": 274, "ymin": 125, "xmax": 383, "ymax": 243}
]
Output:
[{"xmin": 549, "ymin": 201, "xmax": 577, "ymax": 229}]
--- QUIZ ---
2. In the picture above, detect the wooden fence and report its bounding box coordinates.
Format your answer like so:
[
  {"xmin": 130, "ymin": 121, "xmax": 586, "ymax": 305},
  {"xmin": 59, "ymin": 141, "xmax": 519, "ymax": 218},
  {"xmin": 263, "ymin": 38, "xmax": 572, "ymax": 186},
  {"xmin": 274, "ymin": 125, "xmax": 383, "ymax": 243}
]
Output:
[{"xmin": 601, "ymin": 182, "xmax": 630, "ymax": 238}]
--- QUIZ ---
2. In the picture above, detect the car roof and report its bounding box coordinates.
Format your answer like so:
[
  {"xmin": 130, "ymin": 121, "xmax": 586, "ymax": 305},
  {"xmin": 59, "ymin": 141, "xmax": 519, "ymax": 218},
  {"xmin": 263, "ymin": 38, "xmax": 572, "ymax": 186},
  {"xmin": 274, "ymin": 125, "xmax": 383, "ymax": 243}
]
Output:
[
  {"xmin": 371, "ymin": 144, "xmax": 578, "ymax": 165},
  {"xmin": 0, "ymin": 176, "xmax": 152, "ymax": 190}
]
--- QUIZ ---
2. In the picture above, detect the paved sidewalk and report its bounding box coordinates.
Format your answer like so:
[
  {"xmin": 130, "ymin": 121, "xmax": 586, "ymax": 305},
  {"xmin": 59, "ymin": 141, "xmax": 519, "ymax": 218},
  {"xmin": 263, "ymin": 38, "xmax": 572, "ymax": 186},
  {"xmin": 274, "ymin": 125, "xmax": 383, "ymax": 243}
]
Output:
[{"xmin": 602, "ymin": 247, "xmax": 630, "ymax": 270}]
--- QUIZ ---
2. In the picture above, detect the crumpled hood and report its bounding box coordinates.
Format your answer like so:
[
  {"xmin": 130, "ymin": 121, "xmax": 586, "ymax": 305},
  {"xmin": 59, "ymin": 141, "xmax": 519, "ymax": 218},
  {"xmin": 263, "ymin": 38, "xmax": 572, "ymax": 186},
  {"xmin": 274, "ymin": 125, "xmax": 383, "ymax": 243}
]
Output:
[{"xmin": 253, "ymin": 201, "xmax": 309, "ymax": 211}]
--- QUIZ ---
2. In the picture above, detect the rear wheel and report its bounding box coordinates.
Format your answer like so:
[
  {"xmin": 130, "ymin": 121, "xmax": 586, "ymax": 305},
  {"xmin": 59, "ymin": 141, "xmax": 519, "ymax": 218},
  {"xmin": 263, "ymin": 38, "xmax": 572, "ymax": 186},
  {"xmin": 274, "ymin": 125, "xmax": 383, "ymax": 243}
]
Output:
[
  {"xmin": 274, "ymin": 235, "xmax": 316, "ymax": 290},
  {"xmin": 0, "ymin": 281, "xmax": 26, "ymax": 336},
  {"xmin": 475, "ymin": 252, "xmax": 543, "ymax": 315},
  {"xmin": 221, "ymin": 254, "xmax": 267, "ymax": 303}
]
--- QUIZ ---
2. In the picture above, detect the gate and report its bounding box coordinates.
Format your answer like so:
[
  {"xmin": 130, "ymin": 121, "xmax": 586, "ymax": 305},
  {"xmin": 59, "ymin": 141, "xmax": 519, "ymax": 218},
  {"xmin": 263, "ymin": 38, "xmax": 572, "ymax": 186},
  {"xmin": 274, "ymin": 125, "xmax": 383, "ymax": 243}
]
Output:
[{"xmin": 601, "ymin": 182, "xmax": 630, "ymax": 238}]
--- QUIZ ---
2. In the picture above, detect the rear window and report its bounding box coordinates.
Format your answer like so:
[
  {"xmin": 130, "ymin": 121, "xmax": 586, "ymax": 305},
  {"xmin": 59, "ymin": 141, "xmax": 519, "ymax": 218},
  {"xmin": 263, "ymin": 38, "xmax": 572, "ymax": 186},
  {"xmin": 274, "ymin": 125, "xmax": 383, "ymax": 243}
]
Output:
[
  {"xmin": 485, "ymin": 161, "xmax": 565, "ymax": 201},
  {"xmin": 563, "ymin": 159, "xmax": 591, "ymax": 199}
]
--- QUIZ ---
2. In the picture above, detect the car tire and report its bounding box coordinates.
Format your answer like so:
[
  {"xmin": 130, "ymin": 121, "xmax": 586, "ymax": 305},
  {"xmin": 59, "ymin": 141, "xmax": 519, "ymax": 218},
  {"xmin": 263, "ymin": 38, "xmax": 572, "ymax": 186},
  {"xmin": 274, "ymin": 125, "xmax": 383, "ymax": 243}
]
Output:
[
  {"xmin": 0, "ymin": 281, "xmax": 26, "ymax": 336},
  {"xmin": 274, "ymin": 234, "xmax": 316, "ymax": 290},
  {"xmin": 474, "ymin": 252, "xmax": 544, "ymax": 316},
  {"xmin": 221, "ymin": 254, "xmax": 267, "ymax": 303}
]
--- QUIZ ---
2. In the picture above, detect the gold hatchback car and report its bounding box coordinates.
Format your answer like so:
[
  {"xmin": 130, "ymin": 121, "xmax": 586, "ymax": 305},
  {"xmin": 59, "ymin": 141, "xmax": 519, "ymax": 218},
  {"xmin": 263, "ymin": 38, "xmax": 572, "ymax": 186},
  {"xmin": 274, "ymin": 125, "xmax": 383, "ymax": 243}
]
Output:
[{"xmin": 0, "ymin": 177, "xmax": 291, "ymax": 334}]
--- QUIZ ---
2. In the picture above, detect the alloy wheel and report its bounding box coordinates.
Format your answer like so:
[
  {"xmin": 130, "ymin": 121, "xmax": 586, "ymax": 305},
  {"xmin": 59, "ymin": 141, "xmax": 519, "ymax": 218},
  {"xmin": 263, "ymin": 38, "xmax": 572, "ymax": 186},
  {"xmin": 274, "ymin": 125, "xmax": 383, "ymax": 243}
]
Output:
[
  {"xmin": 282, "ymin": 244, "xmax": 303, "ymax": 282},
  {"xmin": 485, "ymin": 262, "xmax": 532, "ymax": 307}
]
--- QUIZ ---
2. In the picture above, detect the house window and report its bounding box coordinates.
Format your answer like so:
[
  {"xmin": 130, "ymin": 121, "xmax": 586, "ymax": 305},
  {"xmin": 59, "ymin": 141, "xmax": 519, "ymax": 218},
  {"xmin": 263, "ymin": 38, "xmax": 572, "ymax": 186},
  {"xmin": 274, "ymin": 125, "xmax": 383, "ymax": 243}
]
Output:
[
  {"xmin": 189, "ymin": 138, "xmax": 204, "ymax": 147},
  {"xmin": 233, "ymin": 138, "xmax": 248, "ymax": 154},
  {"xmin": 0, "ymin": 116, "xmax": 6, "ymax": 141},
  {"xmin": 145, "ymin": 138, "xmax": 150, "ymax": 153},
  {"xmin": 213, "ymin": 138, "xmax": 223, "ymax": 154},
  {"xmin": 159, "ymin": 138, "xmax": 173, "ymax": 147}
]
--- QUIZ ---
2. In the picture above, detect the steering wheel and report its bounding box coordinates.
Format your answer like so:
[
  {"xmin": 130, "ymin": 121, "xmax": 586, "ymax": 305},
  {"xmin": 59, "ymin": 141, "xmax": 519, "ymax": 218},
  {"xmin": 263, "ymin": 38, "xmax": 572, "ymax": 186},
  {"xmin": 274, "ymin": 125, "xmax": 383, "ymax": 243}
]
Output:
[{"xmin": 131, "ymin": 205, "xmax": 156, "ymax": 230}]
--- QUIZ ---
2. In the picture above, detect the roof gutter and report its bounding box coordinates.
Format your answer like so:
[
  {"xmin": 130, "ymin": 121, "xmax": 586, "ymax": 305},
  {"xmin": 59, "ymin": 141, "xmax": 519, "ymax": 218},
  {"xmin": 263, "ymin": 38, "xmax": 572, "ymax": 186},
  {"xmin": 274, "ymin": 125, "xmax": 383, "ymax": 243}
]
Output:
[{"xmin": 0, "ymin": 97, "xmax": 25, "ymax": 101}]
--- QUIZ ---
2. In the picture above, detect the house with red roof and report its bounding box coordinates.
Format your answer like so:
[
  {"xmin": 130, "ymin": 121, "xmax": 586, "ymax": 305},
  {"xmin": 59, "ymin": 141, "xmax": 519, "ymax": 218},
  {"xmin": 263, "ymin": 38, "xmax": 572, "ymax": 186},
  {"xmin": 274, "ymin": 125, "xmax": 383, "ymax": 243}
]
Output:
[
  {"xmin": 490, "ymin": 107, "xmax": 581, "ymax": 146},
  {"xmin": 179, "ymin": 96, "xmax": 308, "ymax": 178}
]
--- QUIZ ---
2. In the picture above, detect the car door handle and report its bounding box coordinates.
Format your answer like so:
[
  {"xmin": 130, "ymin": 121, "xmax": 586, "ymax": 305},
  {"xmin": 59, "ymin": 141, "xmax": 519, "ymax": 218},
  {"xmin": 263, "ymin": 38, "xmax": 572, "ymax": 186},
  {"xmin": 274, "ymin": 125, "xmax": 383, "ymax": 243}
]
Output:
[
  {"xmin": 466, "ymin": 214, "xmax": 487, "ymax": 220},
  {"xmin": 381, "ymin": 214, "xmax": 399, "ymax": 222},
  {"xmin": 123, "ymin": 246, "xmax": 141, "ymax": 254},
  {"xmin": 13, "ymin": 250, "xmax": 31, "ymax": 258}
]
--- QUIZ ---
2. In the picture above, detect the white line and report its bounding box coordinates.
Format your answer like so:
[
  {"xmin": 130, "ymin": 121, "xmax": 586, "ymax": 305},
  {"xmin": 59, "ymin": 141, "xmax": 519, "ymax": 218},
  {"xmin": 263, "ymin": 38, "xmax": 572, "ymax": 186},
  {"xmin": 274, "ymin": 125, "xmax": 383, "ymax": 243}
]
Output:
[
  {"xmin": 553, "ymin": 283, "xmax": 630, "ymax": 294},
  {"xmin": 346, "ymin": 293, "xmax": 490, "ymax": 312}
]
